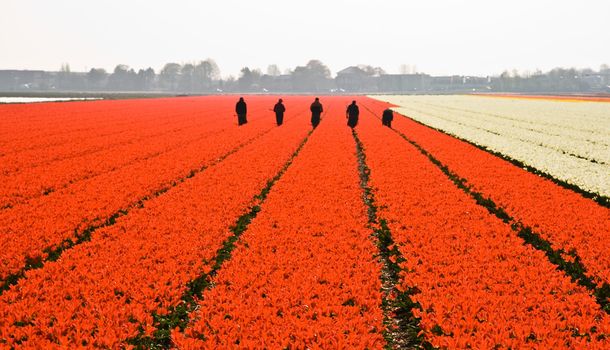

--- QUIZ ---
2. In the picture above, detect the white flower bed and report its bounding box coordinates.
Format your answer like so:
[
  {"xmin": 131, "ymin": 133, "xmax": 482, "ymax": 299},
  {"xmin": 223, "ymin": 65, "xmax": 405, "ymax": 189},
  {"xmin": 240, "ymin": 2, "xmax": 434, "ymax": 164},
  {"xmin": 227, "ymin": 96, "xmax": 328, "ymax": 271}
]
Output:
[{"xmin": 370, "ymin": 95, "xmax": 610, "ymax": 197}]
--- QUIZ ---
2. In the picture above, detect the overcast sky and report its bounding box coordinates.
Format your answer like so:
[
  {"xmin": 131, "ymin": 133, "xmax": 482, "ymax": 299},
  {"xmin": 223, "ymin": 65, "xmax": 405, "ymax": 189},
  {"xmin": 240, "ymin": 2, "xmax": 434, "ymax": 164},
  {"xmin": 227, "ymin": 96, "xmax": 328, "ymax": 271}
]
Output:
[{"xmin": 1, "ymin": 0, "xmax": 609, "ymax": 77}]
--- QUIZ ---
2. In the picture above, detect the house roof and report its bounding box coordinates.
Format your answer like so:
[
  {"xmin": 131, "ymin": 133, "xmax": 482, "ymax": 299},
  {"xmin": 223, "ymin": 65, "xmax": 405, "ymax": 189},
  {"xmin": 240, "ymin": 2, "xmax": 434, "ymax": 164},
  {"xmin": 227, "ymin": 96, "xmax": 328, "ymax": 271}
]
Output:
[{"xmin": 336, "ymin": 66, "xmax": 367, "ymax": 76}]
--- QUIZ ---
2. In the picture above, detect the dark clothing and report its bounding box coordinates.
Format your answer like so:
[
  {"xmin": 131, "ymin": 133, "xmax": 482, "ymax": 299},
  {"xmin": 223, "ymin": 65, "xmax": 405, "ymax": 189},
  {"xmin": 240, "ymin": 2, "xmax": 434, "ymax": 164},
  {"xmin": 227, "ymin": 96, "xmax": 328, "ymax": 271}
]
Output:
[
  {"xmin": 310, "ymin": 101, "xmax": 323, "ymax": 128},
  {"xmin": 236, "ymin": 100, "xmax": 247, "ymax": 115},
  {"xmin": 346, "ymin": 104, "xmax": 359, "ymax": 128},
  {"xmin": 236, "ymin": 100, "xmax": 247, "ymax": 125},
  {"xmin": 273, "ymin": 102, "xmax": 286, "ymax": 126},
  {"xmin": 311, "ymin": 115, "xmax": 320, "ymax": 128},
  {"xmin": 382, "ymin": 108, "xmax": 394, "ymax": 128},
  {"xmin": 273, "ymin": 102, "xmax": 285, "ymax": 115}
]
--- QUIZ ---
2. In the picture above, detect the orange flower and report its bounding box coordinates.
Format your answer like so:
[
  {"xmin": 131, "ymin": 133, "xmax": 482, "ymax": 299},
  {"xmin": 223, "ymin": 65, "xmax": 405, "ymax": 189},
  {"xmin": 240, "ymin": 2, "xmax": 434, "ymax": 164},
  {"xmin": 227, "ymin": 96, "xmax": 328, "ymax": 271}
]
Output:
[
  {"xmin": 356, "ymin": 97, "xmax": 610, "ymax": 348},
  {"xmin": 0, "ymin": 96, "xmax": 316, "ymax": 347},
  {"xmin": 179, "ymin": 98, "xmax": 386, "ymax": 348}
]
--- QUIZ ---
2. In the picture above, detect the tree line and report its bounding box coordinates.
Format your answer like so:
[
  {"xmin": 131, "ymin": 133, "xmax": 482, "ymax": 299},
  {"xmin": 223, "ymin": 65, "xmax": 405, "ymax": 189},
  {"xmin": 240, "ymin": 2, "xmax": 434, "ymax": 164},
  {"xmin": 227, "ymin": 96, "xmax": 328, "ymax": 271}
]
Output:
[
  {"xmin": 1, "ymin": 60, "xmax": 609, "ymax": 93},
  {"xmin": 56, "ymin": 59, "xmax": 222, "ymax": 92},
  {"xmin": 46, "ymin": 59, "xmax": 340, "ymax": 93},
  {"xmin": 491, "ymin": 66, "xmax": 610, "ymax": 93}
]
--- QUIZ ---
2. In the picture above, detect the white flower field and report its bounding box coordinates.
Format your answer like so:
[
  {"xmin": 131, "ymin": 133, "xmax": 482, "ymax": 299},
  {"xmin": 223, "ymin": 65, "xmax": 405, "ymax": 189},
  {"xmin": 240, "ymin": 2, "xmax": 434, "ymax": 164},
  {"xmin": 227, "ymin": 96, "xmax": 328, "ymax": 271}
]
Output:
[{"xmin": 371, "ymin": 95, "xmax": 610, "ymax": 198}]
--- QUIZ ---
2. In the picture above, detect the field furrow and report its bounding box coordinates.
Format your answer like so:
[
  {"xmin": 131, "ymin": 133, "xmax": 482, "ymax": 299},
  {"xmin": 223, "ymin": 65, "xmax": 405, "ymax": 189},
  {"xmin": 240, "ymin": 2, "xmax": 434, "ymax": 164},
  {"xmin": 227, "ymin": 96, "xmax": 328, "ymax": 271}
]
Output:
[
  {"xmin": 364, "ymin": 98, "xmax": 610, "ymax": 291},
  {"xmin": 408, "ymin": 99, "xmax": 609, "ymax": 146},
  {"xmin": 1, "ymin": 125, "xmax": 220, "ymax": 209},
  {"xmin": 176, "ymin": 103, "xmax": 385, "ymax": 349},
  {"xmin": 0, "ymin": 98, "xmax": 313, "ymax": 348},
  {"xmin": 356, "ymin": 100, "xmax": 610, "ymax": 348},
  {"xmin": 2, "ymin": 94, "xmax": 607, "ymax": 349},
  {"xmin": 0, "ymin": 100, "xmax": 166, "ymax": 153},
  {"xmin": 0, "ymin": 97, "xmax": 272, "ymax": 174},
  {"xmin": 0, "ymin": 108, "xmax": 275, "ymax": 284},
  {"xmin": 0, "ymin": 99, "xmax": 279, "ymax": 210},
  {"xmin": 370, "ymin": 95, "xmax": 610, "ymax": 197},
  {"xmin": 394, "ymin": 102, "xmax": 609, "ymax": 164}
]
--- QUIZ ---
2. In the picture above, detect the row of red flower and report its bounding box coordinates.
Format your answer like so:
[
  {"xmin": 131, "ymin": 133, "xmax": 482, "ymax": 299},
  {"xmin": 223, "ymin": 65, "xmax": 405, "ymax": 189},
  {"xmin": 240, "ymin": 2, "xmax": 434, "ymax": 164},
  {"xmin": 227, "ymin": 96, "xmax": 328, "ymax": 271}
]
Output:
[
  {"xmin": 0, "ymin": 97, "xmax": 277, "ymax": 282},
  {"xmin": 3, "ymin": 94, "xmax": 604, "ymax": 348},
  {"xmin": 176, "ymin": 103, "xmax": 385, "ymax": 348},
  {"xmin": 1, "ymin": 114, "xmax": 215, "ymax": 208},
  {"xmin": 356, "ymin": 100, "xmax": 610, "ymax": 348},
  {"xmin": 1, "ymin": 98, "xmax": 239, "ymax": 158},
  {"xmin": 0, "ymin": 97, "xmax": 315, "ymax": 348},
  {"xmin": 1, "ymin": 99, "xmax": 183, "ymax": 167},
  {"xmin": 366, "ymin": 97, "xmax": 610, "ymax": 288},
  {"xmin": 0, "ymin": 97, "xmax": 274, "ymax": 209}
]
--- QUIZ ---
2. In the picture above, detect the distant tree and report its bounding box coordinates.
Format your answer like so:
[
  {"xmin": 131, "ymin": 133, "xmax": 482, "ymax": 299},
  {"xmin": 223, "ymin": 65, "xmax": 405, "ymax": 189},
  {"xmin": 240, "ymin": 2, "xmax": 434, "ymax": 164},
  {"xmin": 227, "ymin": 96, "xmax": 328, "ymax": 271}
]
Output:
[
  {"xmin": 60, "ymin": 63, "xmax": 71, "ymax": 74},
  {"xmin": 160, "ymin": 63, "xmax": 182, "ymax": 91},
  {"xmin": 306, "ymin": 60, "xmax": 331, "ymax": 78},
  {"xmin": 192, "ymin": 65, "xmax": 206, "ymax": 91},
  {"xmin": 57, "ymin": 63, "xmax": 72, "ymax": 89},
  {"xmin": 267, "ymin": 64, "xmax": 281, "ymax": 76},
  {"xmin": 238, "ymin": 67, "xmax": 261, "ymax": 91},
  {"xmin": 581, "ymin": 68, "xmax": 594, "ymax": 75},
  {"xmin": 547, "ymin": 67, "xmax": 583, "ymax": 91},
  {"xmin": 114, "ymin": 64, "xmax": 129, "ymax": 74},
  {"xmin": 87, "ymin": 68, "xmax": 107, "ymax": 90},
  {"xmin": 601, "ymin": 64, "xmax": 610, "ymax": 85},
  {"xmin": 489, "ymin": 66, "xmax": 599, "ymax": 93},
  {"xmin": 223, "ymin": 75, "xmax": 236, "ymax": 91},
  {"xmin": 496, "ymin": 70, "xmax": 512, "ymax": 91},
  {"xmin": 203, "ymin": 59, "xmax": 221, "ymax": 80},
  {"xmin": 135, "ymin": 67, "xmax": 155, "ymax": 90},
  {"xmin": 193, "ymin": 59, "xmax": 221, "ymax": 91},
  {"xmin": 179, "ymin": 63, "xmax": 195, "ymax": 92},
  {"xmin": 238, "ymin": 67, "xmax": 253, "ymax": 91},
  {"xmin": 107, "ymin": 64, "xmax": 137, "ymax": 90}
]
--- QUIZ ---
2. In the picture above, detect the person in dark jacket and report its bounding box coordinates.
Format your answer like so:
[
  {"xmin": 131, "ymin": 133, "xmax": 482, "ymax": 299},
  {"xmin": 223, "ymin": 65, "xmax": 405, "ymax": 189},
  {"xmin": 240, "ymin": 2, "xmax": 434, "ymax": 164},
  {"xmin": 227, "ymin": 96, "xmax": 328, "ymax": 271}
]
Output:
[
  {"xmin": 310, "ymin": 97, "xmax": 323, "ymax": 128},
  {"xmin": 382, "ymin": 108, "xmax": 394, "ymax": 128},
  {"xmin": 273, "ymin": 98, "xmax": 286, "ymax": 126},
  {"xmin": 235, "ymin": 97, "xmax": 247, "ymax": 125},
  {"xmin": 346, "ymin": 100, "xmax": 359, "ymax": 128}
]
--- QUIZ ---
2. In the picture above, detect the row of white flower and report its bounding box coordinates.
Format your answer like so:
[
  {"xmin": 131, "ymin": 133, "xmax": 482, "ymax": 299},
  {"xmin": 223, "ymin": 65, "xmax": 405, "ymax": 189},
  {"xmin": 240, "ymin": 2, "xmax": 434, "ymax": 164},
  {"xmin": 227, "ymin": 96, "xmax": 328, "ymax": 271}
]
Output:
[
  {"xmin": 396, "ymin": 100, "xmax": 610, "ymax": 164},
  {"xmin": 371, "ymin": 95, "xmax": 610, "ymax": 198}
]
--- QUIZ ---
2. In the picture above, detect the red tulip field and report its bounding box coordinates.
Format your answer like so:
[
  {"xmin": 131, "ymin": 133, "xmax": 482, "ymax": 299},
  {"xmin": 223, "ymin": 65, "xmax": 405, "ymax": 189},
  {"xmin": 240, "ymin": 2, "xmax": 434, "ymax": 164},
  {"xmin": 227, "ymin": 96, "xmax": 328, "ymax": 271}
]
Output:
[{"xmin": 0, "ymin": 95, "xmax": 609, "ymax": 349}]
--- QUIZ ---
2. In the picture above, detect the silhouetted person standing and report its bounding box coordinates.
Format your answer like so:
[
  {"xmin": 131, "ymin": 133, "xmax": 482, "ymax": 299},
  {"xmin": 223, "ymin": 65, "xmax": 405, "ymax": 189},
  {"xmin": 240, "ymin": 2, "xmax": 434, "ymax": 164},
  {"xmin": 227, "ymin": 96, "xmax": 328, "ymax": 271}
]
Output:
[
  {"xmin": 273, "ymin": 98, "xmax": 286, "ymax": 126},
  {"xmin": 382, "ymin": 108, "xmax": 394, "ymax": 128},
  {"xmin": 236, "ymin": 97, "xmax": 247, "ymax": 126},
  {"xmin": 310, "ymin": 97, "xmax": 323, "ymax": 128},
  {"xmin": 346, "ymin": 100, "xmax": 359, "ymax": 128}
]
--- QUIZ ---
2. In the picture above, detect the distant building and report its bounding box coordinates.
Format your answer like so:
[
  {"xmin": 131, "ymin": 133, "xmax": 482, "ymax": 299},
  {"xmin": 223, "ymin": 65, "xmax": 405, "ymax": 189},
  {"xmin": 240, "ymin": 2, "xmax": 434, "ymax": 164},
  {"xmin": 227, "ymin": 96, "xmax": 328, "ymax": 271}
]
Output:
[
  {"xmin": 336, "ymin": 66, "xmax": 375, "ymax": 92},
  {"xmin": 378, "ymin": 74, "xmax": 431, "ymax": 92},
  {"xmin": 0, "ymin": 70, "xmax": 48, "ymax": 90},
  {"xmin": 582, "ymin": 73, "xmax": 607, "ymax": 90},
  {"xmin": 430, "ymin": 75, "xmax": 490, "ymax": 92},
  {"xmin": 2, "ymin": 67, "xmax": 607, "ymax": 94},
  {"xmin": 259, "ymin": 74, "xmax": 292, "ymax": 92}
]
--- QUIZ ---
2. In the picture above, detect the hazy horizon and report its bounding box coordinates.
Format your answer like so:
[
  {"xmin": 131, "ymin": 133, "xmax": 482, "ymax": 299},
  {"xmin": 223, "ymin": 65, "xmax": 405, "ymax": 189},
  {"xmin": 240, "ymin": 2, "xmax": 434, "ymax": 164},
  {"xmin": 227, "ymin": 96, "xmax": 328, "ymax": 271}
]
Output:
[{"xmin": 2, "ymin": 0, "xmax": 609, "ymax": 77}]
